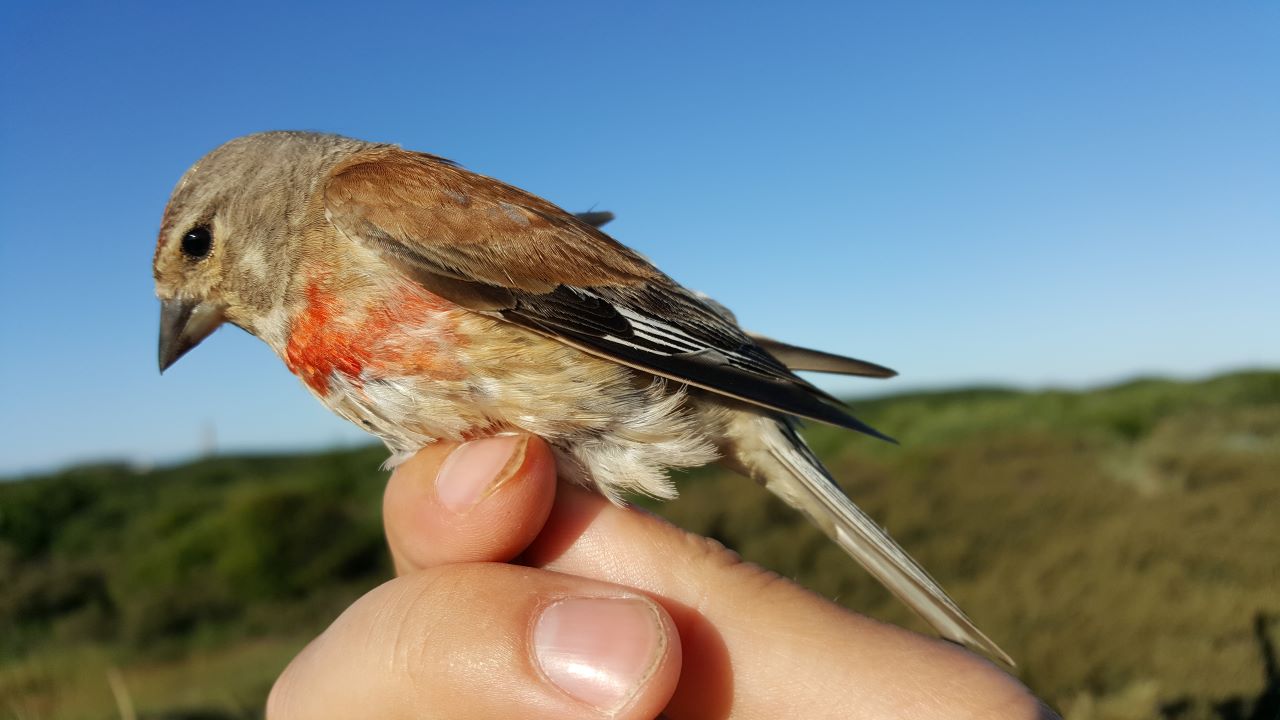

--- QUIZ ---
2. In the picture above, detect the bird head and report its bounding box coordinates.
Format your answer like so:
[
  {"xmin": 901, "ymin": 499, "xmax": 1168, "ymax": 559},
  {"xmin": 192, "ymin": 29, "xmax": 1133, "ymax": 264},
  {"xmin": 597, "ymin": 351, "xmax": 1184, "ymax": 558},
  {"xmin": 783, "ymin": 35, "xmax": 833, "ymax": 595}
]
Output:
[{"xmin": 153, "ymin": 131, "xmax": 370, "ymax": 371}]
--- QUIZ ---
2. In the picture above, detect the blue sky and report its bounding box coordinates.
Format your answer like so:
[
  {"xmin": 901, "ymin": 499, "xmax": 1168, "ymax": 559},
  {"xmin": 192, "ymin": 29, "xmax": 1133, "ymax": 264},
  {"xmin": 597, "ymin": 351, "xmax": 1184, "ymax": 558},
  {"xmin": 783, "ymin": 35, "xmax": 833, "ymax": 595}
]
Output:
[{"xmin": 1, "ymin": 2, "xmax": 1277, "ymax": 475}]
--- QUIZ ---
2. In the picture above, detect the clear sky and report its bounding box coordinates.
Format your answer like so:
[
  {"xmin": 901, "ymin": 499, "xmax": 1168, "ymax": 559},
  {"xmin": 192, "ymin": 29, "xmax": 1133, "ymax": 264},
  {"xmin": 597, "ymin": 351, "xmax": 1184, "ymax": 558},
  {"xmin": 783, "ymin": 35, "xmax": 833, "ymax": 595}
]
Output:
[{"xmin": 1, "ymin": 2, "xmax": 1277, "ymax": 476}]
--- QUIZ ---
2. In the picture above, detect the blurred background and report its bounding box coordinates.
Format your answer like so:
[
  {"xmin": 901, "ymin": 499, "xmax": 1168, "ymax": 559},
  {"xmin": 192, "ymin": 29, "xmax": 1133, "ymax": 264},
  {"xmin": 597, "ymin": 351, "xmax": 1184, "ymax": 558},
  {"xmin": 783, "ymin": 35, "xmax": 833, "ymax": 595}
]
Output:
[{"xmin": 1, "ymin": 2, "xmax": 1277, "ymax": 718}]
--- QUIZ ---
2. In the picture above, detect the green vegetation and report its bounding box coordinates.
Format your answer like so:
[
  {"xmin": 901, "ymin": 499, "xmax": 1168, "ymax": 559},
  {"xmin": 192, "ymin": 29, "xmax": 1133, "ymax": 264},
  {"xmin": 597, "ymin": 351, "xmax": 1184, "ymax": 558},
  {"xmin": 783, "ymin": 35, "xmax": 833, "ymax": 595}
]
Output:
[{"xmin": 3, "ymin": 371, "xmax": 1278, "ymax": 719}]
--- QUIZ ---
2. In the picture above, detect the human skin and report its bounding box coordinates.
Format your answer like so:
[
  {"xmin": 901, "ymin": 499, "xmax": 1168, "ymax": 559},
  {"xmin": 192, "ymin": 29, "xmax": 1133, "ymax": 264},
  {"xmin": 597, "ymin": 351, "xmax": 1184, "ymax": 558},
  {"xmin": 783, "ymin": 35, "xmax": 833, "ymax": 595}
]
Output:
[{"xmin": 267, "ymin": 435, "xmax": 1058, "ymax": 720}]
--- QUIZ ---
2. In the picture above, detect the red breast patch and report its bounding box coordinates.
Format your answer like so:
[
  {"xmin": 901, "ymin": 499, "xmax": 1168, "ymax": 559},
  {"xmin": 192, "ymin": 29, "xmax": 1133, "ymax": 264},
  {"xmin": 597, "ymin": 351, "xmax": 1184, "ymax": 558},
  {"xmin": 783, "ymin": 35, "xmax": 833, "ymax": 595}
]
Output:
[{"xmin": 285, "ymin": 278, "xmax": 464, "ymax": 393}]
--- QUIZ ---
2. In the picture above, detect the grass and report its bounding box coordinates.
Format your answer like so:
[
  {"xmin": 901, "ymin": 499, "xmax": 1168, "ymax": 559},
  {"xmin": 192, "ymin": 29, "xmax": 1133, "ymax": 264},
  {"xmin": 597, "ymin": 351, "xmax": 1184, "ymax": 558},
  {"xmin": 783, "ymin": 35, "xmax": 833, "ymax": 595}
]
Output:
[{"xmin": 2, "ymin": 370, "xmax": 1278, "ymax": 719}]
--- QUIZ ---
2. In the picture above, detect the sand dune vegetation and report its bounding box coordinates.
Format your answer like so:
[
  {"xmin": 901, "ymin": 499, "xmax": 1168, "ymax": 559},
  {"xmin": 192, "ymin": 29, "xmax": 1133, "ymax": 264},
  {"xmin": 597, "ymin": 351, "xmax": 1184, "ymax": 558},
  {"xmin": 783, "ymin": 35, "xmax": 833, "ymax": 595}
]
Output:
[{"xmin": 3, "ymin": 371, "xmax": 1277, "ymax": 719}]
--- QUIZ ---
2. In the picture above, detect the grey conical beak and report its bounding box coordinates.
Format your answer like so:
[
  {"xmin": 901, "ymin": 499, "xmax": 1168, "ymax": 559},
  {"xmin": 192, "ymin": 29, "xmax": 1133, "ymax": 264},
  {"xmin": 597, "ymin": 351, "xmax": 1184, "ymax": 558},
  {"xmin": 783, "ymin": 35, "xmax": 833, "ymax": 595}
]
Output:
[{"xmin": 158, "ymin": 298, "xmax": 226, "ymax": 373}]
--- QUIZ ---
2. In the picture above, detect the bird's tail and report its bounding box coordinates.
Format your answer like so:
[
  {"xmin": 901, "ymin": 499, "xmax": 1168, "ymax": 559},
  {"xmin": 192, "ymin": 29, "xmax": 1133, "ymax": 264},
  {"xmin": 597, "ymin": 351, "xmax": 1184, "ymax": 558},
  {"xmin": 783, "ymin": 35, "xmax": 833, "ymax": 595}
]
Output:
[{"xmin": 723, "ymin": 412, "xmax": 1013, "ymax": 666}]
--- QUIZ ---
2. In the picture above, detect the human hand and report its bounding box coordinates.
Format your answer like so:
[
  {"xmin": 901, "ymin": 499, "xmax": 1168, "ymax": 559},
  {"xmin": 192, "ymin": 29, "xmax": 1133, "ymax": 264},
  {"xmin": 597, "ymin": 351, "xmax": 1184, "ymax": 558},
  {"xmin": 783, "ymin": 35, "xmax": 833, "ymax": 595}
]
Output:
[{"xmin": 268, "ymin": 435, "xmax": 1056, "ymax": 719}]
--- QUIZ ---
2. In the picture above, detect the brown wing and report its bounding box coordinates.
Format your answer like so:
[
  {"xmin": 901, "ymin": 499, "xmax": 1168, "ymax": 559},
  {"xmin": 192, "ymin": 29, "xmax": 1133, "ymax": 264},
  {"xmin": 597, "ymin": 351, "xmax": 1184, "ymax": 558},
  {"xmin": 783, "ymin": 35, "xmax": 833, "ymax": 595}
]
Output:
[{"xmin": 324, "ymin": 147, "xmax": 891, "ymax": 440}]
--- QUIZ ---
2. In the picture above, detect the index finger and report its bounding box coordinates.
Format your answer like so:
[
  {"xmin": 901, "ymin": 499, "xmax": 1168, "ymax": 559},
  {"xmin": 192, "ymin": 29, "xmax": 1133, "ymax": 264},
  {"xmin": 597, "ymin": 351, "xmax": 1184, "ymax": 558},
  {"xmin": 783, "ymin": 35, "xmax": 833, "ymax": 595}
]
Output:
[{"xmin": 383, "ymin": 434, "xmax": 557, "ymax": 574}]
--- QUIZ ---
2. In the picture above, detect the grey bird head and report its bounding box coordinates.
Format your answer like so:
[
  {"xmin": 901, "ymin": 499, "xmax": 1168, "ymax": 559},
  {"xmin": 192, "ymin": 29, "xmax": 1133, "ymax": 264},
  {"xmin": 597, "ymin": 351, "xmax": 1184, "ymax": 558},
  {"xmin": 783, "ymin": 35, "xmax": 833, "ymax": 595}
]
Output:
[{"xmin": 152, "ymin": 131, "xmax": 371, "ymax": 371}]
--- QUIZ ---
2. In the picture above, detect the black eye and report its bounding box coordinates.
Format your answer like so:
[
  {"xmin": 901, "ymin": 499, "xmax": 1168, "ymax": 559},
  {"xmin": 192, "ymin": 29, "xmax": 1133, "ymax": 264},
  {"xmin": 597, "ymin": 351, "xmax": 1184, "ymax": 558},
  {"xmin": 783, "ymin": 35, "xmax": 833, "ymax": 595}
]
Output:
[{"xmin": 181, "ymin": 226, "xmax": 212, "ymax": 259}]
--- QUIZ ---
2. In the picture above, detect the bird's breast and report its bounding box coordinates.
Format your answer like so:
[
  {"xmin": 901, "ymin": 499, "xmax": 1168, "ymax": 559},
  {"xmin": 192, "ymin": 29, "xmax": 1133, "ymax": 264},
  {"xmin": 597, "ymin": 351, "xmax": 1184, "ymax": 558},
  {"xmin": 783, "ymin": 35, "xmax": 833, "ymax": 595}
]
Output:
[
  {"xmin": 277, "ymin": 273, "xmax": 722, "ymax": 490},
  {"xmin": 284, "ymin": 276, "xmax": 467, "ymax": 395}
]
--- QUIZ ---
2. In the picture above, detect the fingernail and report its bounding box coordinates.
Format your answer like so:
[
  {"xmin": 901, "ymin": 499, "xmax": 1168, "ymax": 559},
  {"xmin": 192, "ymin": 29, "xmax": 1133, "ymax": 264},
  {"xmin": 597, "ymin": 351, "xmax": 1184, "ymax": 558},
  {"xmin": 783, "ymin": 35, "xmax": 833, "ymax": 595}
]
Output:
[
  {"xmin": 533, "ymin": 597, "xmax": 666, "ymax": 713},
  {"xmin": 435, "ymin": 435, "xmax": 528, "ymax": 513}
]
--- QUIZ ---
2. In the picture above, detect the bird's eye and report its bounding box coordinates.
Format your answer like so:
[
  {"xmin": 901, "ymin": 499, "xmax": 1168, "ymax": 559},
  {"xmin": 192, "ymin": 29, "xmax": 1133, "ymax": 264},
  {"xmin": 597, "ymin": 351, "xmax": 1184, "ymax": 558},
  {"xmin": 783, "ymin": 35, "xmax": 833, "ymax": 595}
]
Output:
[{"xmin": 181, "ymin": 226, "xmax": 213, "ymax": 259}]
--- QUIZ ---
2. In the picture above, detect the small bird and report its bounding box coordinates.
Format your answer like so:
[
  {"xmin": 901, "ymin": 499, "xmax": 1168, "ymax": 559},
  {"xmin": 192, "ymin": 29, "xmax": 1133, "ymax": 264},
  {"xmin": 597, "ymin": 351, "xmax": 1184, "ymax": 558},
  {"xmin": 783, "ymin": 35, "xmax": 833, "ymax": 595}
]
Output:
[{"xmin": 153, "ymin": 131, "xmax": 1010, "ymax": 664}]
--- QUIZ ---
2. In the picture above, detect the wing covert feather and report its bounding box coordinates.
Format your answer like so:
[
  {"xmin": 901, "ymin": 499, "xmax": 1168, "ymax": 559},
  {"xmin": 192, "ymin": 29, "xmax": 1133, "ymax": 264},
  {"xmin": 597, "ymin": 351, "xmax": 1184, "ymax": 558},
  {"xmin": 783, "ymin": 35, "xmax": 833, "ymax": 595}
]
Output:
[{"xmin": 325, "ymin": 148, "xmax": 656, "ymax": 291}]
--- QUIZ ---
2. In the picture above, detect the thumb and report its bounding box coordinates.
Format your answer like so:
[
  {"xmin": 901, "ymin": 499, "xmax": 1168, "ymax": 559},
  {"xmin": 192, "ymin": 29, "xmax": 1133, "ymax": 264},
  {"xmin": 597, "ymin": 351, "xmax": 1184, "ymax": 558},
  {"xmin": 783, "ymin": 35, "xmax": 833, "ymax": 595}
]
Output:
[{"xmin": 268, "ymin": 563, "xmax": 681, "ymax": 719}]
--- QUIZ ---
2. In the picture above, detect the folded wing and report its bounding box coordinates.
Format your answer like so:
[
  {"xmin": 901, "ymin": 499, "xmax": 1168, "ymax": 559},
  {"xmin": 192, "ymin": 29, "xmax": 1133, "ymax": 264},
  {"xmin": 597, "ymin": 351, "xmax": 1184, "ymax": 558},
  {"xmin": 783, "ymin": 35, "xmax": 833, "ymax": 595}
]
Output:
[{"xmin": 323, "ymin": 147, "xmax": 890, "ymax": 439}]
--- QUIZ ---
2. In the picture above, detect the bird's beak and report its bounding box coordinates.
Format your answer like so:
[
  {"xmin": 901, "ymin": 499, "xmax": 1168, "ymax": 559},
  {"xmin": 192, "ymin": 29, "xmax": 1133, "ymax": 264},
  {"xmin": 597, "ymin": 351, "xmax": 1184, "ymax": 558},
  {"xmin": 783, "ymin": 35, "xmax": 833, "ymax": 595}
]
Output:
[{"xmin": 158, "ymin": 298, "xmax": 226, "ymax": 373}]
